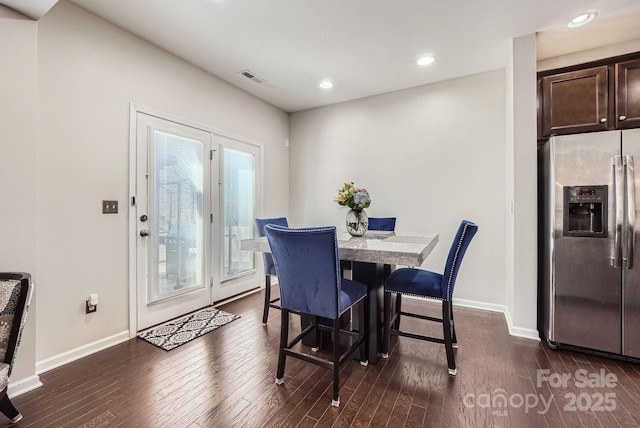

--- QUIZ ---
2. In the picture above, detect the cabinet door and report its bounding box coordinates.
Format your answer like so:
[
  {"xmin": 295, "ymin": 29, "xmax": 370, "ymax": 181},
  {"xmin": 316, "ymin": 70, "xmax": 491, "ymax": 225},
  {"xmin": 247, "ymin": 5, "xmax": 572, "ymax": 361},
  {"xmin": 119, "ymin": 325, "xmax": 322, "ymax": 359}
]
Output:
[
  {"xmin": 616, "ymin": 59, "xmax": 640, "ymax": 129},
  {"xmin": 541, "ymin": 66, "xmax": 609, "ymax": 136}
]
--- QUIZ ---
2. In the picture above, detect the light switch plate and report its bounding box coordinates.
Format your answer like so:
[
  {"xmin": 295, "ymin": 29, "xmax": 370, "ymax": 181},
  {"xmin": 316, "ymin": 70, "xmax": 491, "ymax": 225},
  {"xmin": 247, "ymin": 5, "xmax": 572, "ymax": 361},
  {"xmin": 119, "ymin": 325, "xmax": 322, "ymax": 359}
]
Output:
[{"xmin": 102, "ymin": 200, "xmax": 118, "ymax": 214}]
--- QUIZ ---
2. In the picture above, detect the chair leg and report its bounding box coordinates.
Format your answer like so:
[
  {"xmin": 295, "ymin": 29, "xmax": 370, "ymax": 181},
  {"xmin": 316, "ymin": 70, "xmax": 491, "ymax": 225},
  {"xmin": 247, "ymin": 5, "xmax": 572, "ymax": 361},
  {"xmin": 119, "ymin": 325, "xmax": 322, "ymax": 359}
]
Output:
[
  {"xmin": 382, "ymin": 291, "xmax": 392, "ymax": 358},
  {"xmin": 312, "ymin": 316, "xmax": 321, "ymax": 352},
  {"xmin": 442, "ymin": 301, "xmax": 456, "ymax": 376},
  {"xmin": 331, "ymin": 318, "xmax": 341, "ymax": 407},
  {"xmin": 394, "ymin": 293, "xmax": 402, "ymax": 329},
  {"xmin": 262, "ymin": 275, "xmax": 272, "ymax": 325},
  {"xmin": 275, "ymin": 309, "xmax": 289, "ymax": 385},
  {"xmin": 358, "ymin": 297, "xmax": 369, "ymax": 365},
  {"xmin": 0, "ymin": 392, "xmax": 22, "ymax": 423},
  {"xmin": 450, "ymin": 301, "xmax": 458, "ymax": 348}
]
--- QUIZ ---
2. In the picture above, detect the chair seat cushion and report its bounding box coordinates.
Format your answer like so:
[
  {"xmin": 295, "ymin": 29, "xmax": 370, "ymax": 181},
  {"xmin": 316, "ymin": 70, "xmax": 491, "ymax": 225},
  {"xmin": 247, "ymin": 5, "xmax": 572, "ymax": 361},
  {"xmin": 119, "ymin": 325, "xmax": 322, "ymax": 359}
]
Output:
[
  {"xmin": 339, "ymin": 279, "xmax": 368, "ymax": 316},
  {"xmin": 384, "ymin": 268, "xmax": 444, "ymax": 300}
]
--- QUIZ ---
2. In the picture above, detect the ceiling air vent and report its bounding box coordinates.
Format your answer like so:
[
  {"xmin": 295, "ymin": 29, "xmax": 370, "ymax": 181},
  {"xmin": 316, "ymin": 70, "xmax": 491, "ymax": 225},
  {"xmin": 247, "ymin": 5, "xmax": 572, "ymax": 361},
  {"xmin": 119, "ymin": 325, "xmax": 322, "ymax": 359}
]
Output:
[{"xmin": 239, "ymin": 69, "xmax": 267, "ymax": 84}]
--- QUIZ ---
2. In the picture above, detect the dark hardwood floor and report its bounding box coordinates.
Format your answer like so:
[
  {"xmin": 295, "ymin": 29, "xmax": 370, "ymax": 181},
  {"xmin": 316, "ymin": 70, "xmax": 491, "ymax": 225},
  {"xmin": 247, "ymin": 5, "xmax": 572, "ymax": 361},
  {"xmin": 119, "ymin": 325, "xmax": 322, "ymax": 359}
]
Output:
[{"xmin": 7, "ymin": 289, "xmax": 640, "ymax": 428}]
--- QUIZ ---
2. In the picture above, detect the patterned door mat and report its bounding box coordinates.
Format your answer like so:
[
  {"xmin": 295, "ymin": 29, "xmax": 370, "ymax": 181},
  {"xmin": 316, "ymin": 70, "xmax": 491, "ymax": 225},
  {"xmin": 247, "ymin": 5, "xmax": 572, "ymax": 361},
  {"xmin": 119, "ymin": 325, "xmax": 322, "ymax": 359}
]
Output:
[{"xmin": 137, "ymin": 307, "xmax": 240, "ymax": 351}]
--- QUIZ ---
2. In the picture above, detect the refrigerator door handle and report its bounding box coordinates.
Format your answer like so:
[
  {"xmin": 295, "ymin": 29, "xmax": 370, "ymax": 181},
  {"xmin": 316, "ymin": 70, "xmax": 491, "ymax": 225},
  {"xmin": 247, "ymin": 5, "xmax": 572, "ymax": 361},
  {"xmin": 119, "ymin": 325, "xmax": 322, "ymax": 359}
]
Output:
[
  {"xmin": 625, "ymin": 155, "xmax": 635, "ymax": 269},
  {"xmin": 613, "ymin": 155, "xmax": 624, "ymax": 268}
]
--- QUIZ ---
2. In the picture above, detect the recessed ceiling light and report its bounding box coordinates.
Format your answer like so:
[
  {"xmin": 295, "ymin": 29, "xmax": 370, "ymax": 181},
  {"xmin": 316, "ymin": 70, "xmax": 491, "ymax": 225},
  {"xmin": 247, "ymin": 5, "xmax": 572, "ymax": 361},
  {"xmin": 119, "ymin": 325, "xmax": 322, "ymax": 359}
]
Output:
[
  {"xmin": 319, "ymin": 80, "xmax": 333, "ymax": 89},
  {"xmin": 568, "ymin": 12, "xmax": 597, "ymax": 28},
  {"xmin": 417, "ymin": 55, "xmax": 436, "ymax": 66}
]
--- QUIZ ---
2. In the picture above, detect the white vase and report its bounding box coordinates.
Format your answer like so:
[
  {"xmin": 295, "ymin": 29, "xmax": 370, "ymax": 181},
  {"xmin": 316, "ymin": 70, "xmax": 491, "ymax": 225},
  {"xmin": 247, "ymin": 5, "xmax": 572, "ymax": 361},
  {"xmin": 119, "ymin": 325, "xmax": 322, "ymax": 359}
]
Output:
[{"xmin": 346, "ymin": 209, "xmax": 368, "ymax": 237}]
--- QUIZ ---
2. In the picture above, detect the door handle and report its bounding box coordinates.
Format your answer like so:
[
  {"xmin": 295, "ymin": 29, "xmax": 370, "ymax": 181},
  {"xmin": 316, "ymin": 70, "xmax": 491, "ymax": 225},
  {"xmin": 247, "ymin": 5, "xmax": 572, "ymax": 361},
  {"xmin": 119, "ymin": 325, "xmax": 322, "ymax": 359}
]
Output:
[
  {"xmin": 613, "ymin": 156, "xmax": 624, "ymax": 268},
  {"xmin": 625, "ymin": 155, "xmax": 635, "ymax": 269},
  {"xmin": 140, "ymin": 229, "xmax": 150, "ymax": 237}
]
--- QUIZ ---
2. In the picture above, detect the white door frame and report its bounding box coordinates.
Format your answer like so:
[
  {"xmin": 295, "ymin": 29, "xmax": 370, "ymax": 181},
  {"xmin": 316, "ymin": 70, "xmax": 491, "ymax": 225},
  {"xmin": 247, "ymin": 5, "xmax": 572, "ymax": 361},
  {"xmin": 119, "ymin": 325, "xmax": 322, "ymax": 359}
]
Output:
[{"xmin": 128, "ymin": 103, "xmax": 263, "ymax": 337}]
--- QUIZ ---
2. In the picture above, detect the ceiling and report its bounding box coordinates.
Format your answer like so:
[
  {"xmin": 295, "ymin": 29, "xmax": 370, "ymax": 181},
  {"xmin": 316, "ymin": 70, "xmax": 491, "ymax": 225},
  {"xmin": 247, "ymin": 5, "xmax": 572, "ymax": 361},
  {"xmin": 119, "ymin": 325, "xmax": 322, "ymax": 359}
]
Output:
[
  {"xmin": 4, "ymin": 0, "xmax": 640, "ymax": 112},
  {"xmin": 0, "ymin": 0, "xmax": 56, "ymax": 20}
]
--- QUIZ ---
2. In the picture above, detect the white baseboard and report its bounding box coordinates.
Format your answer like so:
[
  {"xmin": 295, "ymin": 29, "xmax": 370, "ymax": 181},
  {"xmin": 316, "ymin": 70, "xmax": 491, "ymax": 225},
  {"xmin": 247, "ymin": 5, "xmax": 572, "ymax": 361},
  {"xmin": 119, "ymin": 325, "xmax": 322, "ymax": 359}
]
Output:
[
  {"xmin": 8, "ymin": 374, "xmax": 43, "ymax": 398},
  {"xmin": 36, "ymin": 330, "xmax": 130, "ymax": 375},
  {"xmin": 453, "ymin": 297, "xmax": 507, "ymax": 314},
  {"xmin": 452, "ymin": 297, "xmax": 540, "ymax": 342},
  {"xmin": 503, "ymin": 309, "xmax": 541, "ymax": 341}
]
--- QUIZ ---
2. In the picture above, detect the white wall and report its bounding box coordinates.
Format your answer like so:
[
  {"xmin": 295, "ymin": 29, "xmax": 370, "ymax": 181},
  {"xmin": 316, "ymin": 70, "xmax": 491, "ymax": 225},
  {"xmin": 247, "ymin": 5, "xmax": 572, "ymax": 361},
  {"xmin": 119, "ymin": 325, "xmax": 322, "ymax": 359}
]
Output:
[
  {"xmin": 506, "ymin": 34, "xmax": 538, "ymax": 337},
  {"xmin": 537, "ymin": 38, "xmax": 640, "ymax": 71},
  {"xmin": 289, "ymin": 70, "xmax": 507, "ymax": 307},
  {"xmin": 34, "ymin": 0, "xmax": 289, "ymax": 362},
  {"xmin": 0, "ymin": 5, "xmax": 40, "ymax": 392}
]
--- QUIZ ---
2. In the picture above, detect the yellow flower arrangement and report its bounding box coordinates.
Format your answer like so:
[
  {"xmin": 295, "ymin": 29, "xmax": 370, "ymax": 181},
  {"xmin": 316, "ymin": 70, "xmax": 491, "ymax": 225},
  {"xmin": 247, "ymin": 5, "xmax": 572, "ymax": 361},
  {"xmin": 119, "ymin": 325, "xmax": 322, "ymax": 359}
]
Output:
[{"xmin": 336, "ymin": 181, "xmax": 371, "ymax": 211}]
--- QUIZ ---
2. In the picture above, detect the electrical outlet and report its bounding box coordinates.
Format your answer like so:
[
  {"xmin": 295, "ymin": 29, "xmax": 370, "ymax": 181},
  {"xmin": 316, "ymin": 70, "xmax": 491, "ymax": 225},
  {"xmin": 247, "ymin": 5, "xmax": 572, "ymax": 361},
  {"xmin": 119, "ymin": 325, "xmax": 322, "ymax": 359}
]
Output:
[{"xmin": 102, "ymin": 200, "xmax": 118, "ymax": 214}]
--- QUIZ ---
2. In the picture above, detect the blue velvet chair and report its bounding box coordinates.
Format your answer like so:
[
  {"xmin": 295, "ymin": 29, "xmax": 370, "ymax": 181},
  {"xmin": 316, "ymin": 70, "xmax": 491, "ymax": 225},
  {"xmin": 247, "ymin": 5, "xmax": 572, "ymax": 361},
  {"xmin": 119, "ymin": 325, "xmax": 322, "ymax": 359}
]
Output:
[
  {"xmin": 265, "ymin": 225, "xmax": 369, "ymax": 407},
  {"xmin": 0, "ymin": 273, "xmax": 34, "ymax": 424},
  {"xmin": 382, "ymin": 220, "xmax": 478, "ymax": 375},
  {"xmin": 255, "ymin": 217, "xmax": 289, "ymax": 325},
  {"xmin": 367, "ymin": 217, "xmax": 397, "ymax": 232}
]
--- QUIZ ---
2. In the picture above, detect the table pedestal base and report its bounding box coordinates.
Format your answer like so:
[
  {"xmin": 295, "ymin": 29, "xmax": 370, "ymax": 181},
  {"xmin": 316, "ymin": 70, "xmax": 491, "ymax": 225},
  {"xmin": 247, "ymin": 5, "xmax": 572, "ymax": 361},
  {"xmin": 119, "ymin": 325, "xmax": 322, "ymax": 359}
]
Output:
[{"xmin": 300, "ymin": 261, "xmax": 392, "ymax": 364}]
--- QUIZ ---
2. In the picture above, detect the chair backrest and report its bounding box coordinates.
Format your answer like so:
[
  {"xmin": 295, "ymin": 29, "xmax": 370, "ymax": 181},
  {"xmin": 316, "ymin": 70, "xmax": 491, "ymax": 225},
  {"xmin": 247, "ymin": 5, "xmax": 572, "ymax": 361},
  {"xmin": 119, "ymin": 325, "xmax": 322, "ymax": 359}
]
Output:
[
  {"xmin": 441, "ymin": 220, "xmax": 478, "ymax": 300},
  {"xmin": 0, "ymin": 273, "xmax": 33, "ymax": 377},
  {"xmin": 265, "ymin": 225, "xmax": 342, "ymax": 319},
  {"xmin": 255, "ymin": 217, "xmax": 289, "ymax": 276},
  {"xmin": 367, "ymin": 217, "xmax": 396, "ymax": 231}
]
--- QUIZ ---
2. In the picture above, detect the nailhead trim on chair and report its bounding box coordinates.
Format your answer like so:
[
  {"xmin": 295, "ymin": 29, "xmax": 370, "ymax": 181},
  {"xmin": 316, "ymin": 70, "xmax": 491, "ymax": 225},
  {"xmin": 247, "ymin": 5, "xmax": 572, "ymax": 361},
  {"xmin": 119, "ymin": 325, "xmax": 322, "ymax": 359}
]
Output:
[
  {"xmin": 386, "ymin": 222, "xmax": 473, "ymax": 302},
  {"xmin": 445, "ymin": 223, "xmax": 470, "ymax": 301},
  {"xmin": 387, "ymin": 290, "xmax": 444, "ymax": 301}
]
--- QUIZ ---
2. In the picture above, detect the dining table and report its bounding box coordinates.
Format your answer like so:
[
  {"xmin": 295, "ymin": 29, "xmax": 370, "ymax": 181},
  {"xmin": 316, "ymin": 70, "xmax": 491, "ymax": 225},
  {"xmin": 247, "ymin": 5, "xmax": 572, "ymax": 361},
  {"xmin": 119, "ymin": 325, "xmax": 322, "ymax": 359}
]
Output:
[{"xmin": 240, "ymin": 229, "xmax": 439, "ymax": 364}]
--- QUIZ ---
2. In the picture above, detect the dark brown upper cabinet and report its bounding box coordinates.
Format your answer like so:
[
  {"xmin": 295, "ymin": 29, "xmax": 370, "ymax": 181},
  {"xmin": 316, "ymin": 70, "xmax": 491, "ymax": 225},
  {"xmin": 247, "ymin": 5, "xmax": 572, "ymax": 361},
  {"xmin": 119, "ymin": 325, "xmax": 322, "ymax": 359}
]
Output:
[
  {"xmin": 616, "ymin": 58, "xmax": 640, "ymax": 129},
  {"xmin": 541, "ymin": 66, "xmax": 609, "ymax": 137}
]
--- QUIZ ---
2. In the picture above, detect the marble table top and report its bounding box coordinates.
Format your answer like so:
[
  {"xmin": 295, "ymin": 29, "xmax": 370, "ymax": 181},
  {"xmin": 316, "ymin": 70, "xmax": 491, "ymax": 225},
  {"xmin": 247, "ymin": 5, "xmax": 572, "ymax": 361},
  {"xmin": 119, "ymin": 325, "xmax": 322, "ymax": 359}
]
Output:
[{"xmin": 241, "ymin": 230, "xmax": 439, "ymax": 267}]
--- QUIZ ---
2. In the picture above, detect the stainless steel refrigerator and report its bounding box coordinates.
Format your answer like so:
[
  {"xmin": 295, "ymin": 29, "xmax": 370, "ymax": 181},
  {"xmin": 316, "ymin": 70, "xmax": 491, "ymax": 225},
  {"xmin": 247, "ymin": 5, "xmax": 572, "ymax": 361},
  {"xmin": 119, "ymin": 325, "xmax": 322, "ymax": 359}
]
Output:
[{"xmin": 540, "ymin": 128, "xmax": 640, "ymax": 358}]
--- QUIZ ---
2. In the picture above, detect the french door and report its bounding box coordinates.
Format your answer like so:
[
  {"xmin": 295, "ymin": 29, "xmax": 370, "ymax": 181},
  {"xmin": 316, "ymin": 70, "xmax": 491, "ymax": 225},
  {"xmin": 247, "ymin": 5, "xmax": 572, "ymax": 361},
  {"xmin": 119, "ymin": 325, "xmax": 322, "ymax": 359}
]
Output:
[
  {"xmin": 131, "ymin": 107, "xmax": 262, "ymax": 332},
  {"xmin": 134, "ymin": 112, "xmax": 215, "ymax": 330},
  {"xmin": 215, "ymin": 135, "xmax": 260, "ymax": 300}
]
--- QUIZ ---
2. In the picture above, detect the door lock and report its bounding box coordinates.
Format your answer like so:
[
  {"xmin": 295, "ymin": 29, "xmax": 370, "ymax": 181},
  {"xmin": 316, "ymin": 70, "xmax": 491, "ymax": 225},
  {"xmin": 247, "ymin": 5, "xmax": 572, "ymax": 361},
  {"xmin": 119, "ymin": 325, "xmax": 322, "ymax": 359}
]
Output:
[
  {"xmin": 140, "ymin": 214, "xmax": 148, "ymax": 222},
  {"xmin": 140, "ymin": 229, "xmax": 150, "ymax": 237}
]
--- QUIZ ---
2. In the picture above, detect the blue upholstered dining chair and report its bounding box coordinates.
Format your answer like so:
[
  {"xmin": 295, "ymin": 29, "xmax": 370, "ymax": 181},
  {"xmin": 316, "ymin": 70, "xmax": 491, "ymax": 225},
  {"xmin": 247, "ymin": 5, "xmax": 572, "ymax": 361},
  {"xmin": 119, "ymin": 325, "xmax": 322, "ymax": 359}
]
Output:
[
  {"xmin": 265, "ymin": 225, "xmax": 369, "ymax": 407},
  {"xmin": 367, "ymin": 217, "xmax": 397, "ymax": 232},
  {"xmin": 382, "ymin": 220, "xmax": 478, "ymax": 375},
  {"xmin": 254, "ymin": 217, "xmax": 289, "ymax": 325},
  {"xmin": 0, "ymin": 273, "xmax": 34, "ymax": 424}
]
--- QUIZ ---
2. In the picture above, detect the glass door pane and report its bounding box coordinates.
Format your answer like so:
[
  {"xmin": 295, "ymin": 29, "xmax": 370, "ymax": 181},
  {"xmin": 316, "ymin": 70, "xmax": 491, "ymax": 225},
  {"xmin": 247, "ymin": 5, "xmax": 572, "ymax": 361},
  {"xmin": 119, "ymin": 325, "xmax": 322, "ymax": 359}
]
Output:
[
  {"xmin": 152, "ymin": 131, "xmax": 204, "ymax": 301},
  {"xmin": 223, "ymin": 147, "xmax": 256, "ymax": 279}
]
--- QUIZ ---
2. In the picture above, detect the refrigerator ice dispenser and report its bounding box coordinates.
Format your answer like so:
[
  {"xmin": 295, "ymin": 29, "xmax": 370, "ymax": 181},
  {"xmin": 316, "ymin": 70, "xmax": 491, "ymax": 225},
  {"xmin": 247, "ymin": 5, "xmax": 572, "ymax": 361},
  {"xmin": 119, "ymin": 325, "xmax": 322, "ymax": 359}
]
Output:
[{"xmin": 563, "ymin": 185, "xmax": 607, "ymax": 237}]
